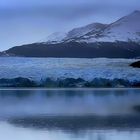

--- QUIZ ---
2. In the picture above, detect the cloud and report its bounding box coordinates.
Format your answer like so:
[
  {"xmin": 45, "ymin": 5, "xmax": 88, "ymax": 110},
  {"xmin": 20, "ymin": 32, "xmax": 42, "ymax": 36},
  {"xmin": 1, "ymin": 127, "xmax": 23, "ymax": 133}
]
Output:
[{"xmin": 1, "ymin": 0, "xmax": 140, "ymax": 21}]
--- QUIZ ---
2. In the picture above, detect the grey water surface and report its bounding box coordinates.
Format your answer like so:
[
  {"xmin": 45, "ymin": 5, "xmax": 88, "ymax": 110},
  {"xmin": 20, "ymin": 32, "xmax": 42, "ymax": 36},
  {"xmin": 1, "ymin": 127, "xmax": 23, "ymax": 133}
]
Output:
[{"xmin": 0, "ymin": 89, "xmax": 140, "ymax": 140}]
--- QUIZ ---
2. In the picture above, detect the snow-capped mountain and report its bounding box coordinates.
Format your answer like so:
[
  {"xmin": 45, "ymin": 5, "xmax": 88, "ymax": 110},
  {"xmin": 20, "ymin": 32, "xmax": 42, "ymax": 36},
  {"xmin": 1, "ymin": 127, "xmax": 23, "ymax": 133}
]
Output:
[
  {"xmin": 42, "ymin": 32, "xmax": 67, "ymax": 43},
  {"xmin": 65, "ymin": 23, "xmax": 107, "ymax": 41},
  {"xmin": 45, "ymin": 10, "xmax": 140, "ymax": 43},
  {"xmin": 42, "ymin": 23, "xmax": 107, "ymax": 43},
  {"xmin": 82, "ymin": 10, "xmax": 140, "ymax": 43},
  {"xmin": 3, "ymin": 11, "xmax": 140, "ymax": 58}
]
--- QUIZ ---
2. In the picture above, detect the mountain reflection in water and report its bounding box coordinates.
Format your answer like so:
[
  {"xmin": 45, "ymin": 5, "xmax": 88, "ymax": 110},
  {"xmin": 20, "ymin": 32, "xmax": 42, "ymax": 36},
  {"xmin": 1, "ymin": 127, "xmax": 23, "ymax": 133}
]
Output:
[{"xmin": 0, "ymin": 89, "xmax": 140, "ymax": 140}]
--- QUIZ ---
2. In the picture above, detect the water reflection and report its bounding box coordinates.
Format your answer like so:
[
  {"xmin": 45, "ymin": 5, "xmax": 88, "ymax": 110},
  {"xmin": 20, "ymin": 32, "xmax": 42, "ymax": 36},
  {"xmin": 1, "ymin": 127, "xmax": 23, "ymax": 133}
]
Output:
[
  {"xmin": 0, "ymin": 89, "xmax": 140, "ymax": 118},
  {"xmin": 0, "ymin": 89, "xmax": 140, "ymax": 140},
  {"xmin": 0, "ymin": 122, "xmax": 140, "ymax": 140}
]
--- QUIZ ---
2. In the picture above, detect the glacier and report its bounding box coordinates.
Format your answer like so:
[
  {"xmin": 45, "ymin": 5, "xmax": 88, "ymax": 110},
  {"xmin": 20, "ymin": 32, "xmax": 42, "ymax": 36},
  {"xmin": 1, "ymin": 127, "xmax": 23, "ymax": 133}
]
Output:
[{"xmin": 0, "ymin": 57, "xmax": 140, "ymax": 87}]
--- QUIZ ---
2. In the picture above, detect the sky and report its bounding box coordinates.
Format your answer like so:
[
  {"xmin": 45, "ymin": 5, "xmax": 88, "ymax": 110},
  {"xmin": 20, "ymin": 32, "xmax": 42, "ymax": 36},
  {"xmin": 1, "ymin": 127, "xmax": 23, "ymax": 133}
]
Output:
[{"xmin": 0, "ymin": 0, "xmax": 140, "ymax": 51}]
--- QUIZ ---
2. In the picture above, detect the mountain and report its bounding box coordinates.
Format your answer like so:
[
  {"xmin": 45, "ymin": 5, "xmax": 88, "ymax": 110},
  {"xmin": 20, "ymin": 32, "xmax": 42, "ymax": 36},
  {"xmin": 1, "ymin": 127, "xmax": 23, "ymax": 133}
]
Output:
[
  {"xmin": 44, "ymin": 11, "xmax": 140, "ymax": 43},
  {"xmin": 41, "ymin": 32, "xmax": 67, "ymax": 44},
  {"xmin": 3, "ymin": 11, "xmax": 140, "ymax": 58},
  {"xmin": 5, "ymin": 42, "xmax": 140, "ymax": 58},
  {"xmin": 0, "ymin": 52, "xmax": 8, "ymax": 57},
  {"xmin": 40, "ymin": 23, "xmax": 107, "ymax": 44},
  {"xmin": 65, "ymin": 23, "xmax": 107, "ymax": 41},
  {"xmin": 79, "ymin": 10, "xmax": 140, "ymax": 43}
]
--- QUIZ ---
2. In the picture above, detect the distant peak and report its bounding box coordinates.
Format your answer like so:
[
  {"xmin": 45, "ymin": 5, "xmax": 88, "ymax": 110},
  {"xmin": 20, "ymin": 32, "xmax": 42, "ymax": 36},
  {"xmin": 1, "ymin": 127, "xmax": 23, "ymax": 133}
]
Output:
[
  {"xmin": 131, "ymin": 10, "xmax": 140, "ymax": 15},
  {"xmin": 123, "ymin": 10, "xmax": 140, "ymax": 20},
  {"xmin": 133, "ymin": 10, "xmax": 140, "ymax": 13}
]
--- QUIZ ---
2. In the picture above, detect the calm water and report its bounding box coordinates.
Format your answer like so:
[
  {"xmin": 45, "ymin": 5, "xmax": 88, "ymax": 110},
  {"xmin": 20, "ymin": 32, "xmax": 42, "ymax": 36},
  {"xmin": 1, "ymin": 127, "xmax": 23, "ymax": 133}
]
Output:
[{"xmin": 0, "ymin": 89, "xmax": 140, "ymax": 140}]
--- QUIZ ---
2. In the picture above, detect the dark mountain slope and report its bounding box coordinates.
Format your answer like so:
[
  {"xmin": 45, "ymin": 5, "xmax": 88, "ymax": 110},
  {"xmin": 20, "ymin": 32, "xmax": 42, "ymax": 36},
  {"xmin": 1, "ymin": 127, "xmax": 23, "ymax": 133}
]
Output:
[{"xmin": 5, "ymin": 42, "xmax": 140, "ymax": 58}]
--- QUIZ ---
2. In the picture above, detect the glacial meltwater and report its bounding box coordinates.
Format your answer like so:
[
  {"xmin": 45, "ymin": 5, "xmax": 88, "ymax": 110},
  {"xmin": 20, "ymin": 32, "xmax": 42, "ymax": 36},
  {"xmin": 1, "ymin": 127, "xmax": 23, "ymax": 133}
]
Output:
[{"xmin": 0, "ymin": 89, "xmax": 140, "ymax": 140}]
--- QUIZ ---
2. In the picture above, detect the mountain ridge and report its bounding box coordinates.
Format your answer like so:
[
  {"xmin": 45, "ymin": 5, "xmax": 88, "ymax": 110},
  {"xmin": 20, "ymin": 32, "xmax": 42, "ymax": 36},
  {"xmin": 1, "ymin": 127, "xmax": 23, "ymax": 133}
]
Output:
[
  {"xmin": 43, "ymin": 10, "xmax": 140, "ymax": 43},
  {"xmin": 2, "ymin": 10, "xmax": 140, "ymax": 58},
  {"xmin": 4, "ymin": 41, "xmax": 140, "ymax": 58}
]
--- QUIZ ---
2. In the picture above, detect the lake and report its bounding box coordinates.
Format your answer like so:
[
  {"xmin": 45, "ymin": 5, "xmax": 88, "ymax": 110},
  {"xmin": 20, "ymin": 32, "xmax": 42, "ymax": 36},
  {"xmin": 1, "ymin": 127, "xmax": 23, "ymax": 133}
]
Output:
[{"xmin": 0, "ymin": 88, "xmax": 140, "ymax": 140}]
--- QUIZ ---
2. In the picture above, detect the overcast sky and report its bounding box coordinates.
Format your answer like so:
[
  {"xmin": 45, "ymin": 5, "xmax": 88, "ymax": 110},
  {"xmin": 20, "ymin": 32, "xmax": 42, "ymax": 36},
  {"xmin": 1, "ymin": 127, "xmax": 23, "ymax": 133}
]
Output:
[{"xmin": 0, "ymin": 0, "xmax": 140, "ymax": 51}]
